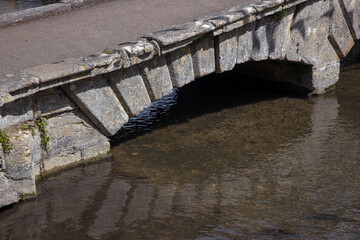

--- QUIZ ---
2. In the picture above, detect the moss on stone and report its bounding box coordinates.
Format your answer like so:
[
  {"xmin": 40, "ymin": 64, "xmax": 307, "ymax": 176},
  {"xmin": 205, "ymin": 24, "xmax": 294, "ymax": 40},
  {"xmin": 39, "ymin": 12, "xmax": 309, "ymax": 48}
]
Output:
[
  {"xmin": 36, "ymin": 117, "xmax": 51, "ymax": 147},
  {"xmin": 275, "ymin": 9, "xmax": 288, "ymax": 20},
  {"xmin": 0, "ymin": 129, "xmax": 13, "ymax": 153}
]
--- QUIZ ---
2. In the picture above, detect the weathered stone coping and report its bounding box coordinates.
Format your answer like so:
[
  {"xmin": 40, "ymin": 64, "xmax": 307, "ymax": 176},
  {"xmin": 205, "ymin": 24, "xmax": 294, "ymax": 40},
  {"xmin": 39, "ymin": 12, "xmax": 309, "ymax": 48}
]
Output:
[
  {"xmin": 0, "ymin": 0, "xmax": 111, "ymax": 29},
  {"xmin": 0, "ymin": 0, "xmax": 315, "ymax": 107}
]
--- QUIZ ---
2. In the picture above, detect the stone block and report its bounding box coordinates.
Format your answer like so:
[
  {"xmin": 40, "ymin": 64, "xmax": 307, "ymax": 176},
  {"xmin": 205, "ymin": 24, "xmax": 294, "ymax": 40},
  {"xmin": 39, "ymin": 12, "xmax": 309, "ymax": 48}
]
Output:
[
  {"xmin": 44, "ymin": 111, "xmax": 110, "ymax": 171},
  {"xmin": 34, "ymin": 87, "xmax": 77, "ymax": 117},
  {"xmin": 166, "ymin": 45, "xmax": 195, "ymax": 88},
  {"xmin": 191, "ymin": 34, "xmax": 216, "ymax": 78},
  {"xmin": 80, "ymin": 140, "xmax": 110, "ymax": 161},
  {"xmin": 215, "ymin": 29, "xmax": 239, "ymax": 73},
  {"xmin": 222, "ymin": 15, "xmax": 256, "ymax": 34},
  {"xmin": 0, "ymin": 72, "xmax": 40, "ymax": 106},
  {"xmin": 0, "ymin": 173, "xmax": 20, "ymax": 209},
  {"xmin": 107, "ymin": 40, "xmax": 157, "ymax": 68},
  {"xmin": 9, "ymin": 178, "xmax": 36, "ymax": 197},
  {"xmin": 269, "ymin": 7, "xmax": 296, "ymax": 60},
  {"xmin": 328, "ymin": 0, "xmax": 355, "ymax": 58},
  {"xmin": 108, "ymin": 65, "xmax": 151, "ymax": 116},
  {"xmin": 62, "ymin": 75, "xmax": 129, "ymax": 136},
  {"xmin": 237, "ymin": 21, "xmax": 256, "ymax": 64},
  {"xmin": 252, "ymin": 6, "xmax": 297, "ymax": 62},
  {"xmin": 251, "ymin": 17, "xmax": 270, "ymax": 61},
  {"xmin": 196, "ymin": 5, "xmax": 257, "ymax": 29},
  {"xmin": 22, "ymin": 61, "xmax": 87, "ymax": 84},
  {"xmin": 251, "ymin": 0, "xmax": 285, "ymax": 13},
  {"xmin": 0, "ymin": 96, "xmax": 34, "ymax": 130},
  {"xmin": 311, "ymin": 62, "xmax": 340, "ymax": 92},
  {"xmin": 3, "ymin": 125, "xmax": 36, "ymax": 180},
  {"xmin": 139, "ymin": 55, "xmax": 173, "ymax": 101},
  {"xmin": 144, "ymin": 21, "xmax": 214, "ymax": 54},
  {"xmin": 341, "ymin": 0, "xmax": 360, "ymax": 39},
  {"xmin": 286, "ymin": 0, "xmax": 338, "ymax": 67},
  {"xmin": 255, "ymin": 6, "xmax": 283, "ymax": 20},
  {"xmin": 42, "ymin": 151, "xmax": 82, "ymax": 174},
  {"xmin": 77, "ymin": 53, "xmax": 119, "ymax": 70}
]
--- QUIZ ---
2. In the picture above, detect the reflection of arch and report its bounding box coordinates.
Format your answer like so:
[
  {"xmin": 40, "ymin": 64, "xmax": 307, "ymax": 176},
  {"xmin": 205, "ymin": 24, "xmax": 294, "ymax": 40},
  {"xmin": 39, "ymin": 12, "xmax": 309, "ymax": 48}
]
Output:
[{"xmin": 336, "ymin": 64, "xmax": 360, "ymax": 129}]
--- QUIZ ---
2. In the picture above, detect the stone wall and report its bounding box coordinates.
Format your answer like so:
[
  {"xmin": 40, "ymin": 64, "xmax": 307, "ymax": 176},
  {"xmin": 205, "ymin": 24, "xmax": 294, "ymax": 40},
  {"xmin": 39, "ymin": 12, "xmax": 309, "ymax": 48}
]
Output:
[{"xmin": 0, "ymin": 0, "xmax": 359, "ymax": 208}]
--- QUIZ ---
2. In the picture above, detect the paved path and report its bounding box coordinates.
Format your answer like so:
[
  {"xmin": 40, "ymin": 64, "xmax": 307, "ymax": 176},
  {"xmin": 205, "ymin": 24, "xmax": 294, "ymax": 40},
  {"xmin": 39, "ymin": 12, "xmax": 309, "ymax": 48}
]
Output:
[{"xmin": 0, "ymin": 0, "xmax": 252, "ymax": 76}]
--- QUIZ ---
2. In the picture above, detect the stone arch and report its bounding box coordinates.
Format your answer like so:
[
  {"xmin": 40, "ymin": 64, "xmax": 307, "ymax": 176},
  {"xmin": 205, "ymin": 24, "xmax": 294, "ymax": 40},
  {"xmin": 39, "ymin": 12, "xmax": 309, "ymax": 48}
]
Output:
[{"xmin": 0, "ymin": 0, "xmax": 359, "ymax": 208}]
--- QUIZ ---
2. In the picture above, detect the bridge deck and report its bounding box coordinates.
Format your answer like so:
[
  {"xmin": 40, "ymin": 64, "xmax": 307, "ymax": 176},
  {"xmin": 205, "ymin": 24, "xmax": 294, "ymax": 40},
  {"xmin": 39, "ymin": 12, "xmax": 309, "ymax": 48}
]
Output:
[{"xmin": 0, "ymin": 0, "xmax": 253, "ymax": 76}]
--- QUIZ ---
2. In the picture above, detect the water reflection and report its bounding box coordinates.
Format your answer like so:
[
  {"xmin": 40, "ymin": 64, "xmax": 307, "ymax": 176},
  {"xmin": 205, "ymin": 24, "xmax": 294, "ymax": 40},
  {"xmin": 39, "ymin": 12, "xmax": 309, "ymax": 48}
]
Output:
[
  {"xmin": 0, "ymin": 0, "xmax": 59, "ymax": 15},
  {"xmin": 0, "ymin": 65, "xmax": 360, "ymax": 239}
]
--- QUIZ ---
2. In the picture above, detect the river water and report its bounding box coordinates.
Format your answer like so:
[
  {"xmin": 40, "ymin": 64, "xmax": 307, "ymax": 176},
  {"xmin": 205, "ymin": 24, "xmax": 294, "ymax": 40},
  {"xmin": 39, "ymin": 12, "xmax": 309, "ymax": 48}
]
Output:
[
  {"xmin": 0, "ymin": 0, "xmax": 59, "ymax": 15},
  {"xmin": 0, "ymin": 63, "xmax": 359, "ymax": 239}
]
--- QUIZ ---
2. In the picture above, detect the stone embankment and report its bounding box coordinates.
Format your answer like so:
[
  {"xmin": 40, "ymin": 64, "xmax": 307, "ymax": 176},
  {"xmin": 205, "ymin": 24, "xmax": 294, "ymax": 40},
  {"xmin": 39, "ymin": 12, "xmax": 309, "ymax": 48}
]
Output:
[
  {"xmin": 0, "ymin": 0, "xmax": 110, "ymax": 28},
  {"xmin": 0, "ymin": 0, "xmax": 359, "ymax": 208}
]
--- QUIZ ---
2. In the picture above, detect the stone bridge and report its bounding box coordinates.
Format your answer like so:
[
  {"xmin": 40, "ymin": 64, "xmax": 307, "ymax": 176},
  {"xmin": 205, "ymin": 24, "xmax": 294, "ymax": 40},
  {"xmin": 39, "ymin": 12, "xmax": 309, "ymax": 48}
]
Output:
[{"xmin": 0, "ymin": 0, "xmax": 359, "ymax": 208}]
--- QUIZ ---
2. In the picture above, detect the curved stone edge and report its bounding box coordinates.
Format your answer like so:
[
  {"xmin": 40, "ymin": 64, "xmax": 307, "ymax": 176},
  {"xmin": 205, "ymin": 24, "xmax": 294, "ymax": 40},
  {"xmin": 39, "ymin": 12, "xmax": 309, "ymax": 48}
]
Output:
[
  {"xmin": 0, "ymin": 0, "xmax": 357, "ymax": 106},
  {"xmin": 0, "ymin": 0, "xmax": 301, "ymax": 107},
  {"xmin": 0, "ymin": 0, "xmax": 111, "ymax": 29},
  {"xmin": 0, "ymin": 0, "xmax": 359, "ymax": 209}
]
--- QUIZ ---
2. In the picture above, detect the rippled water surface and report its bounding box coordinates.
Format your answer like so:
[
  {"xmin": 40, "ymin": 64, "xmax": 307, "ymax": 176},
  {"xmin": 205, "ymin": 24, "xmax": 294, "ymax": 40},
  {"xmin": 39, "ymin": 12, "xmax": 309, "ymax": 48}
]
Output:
[
  {"xmin": 0, "ymin": 64, "xmax": 360, "ymax": 239},
  {"xmin": 0, "ymin": 0, "xmax": 59, "ymax": 15}
]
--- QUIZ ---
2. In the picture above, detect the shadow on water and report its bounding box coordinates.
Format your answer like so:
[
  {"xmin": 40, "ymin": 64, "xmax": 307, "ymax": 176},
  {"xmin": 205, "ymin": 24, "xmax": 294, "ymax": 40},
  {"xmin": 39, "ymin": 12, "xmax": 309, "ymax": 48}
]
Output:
[{"xmin": 111, "ymin": 65, "xmax": 305, "ymax": 145}]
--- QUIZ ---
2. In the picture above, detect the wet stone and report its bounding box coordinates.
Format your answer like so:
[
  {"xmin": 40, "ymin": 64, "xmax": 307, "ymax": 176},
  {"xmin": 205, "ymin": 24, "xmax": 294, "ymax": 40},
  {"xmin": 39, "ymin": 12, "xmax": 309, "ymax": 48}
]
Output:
[
  {"xmin": 0, "ymin": 173, "xmax": 20, "ymax": 209},
  {"xmin": 311, "ymin": 62, "xmax": 340, "ymax": 92}
]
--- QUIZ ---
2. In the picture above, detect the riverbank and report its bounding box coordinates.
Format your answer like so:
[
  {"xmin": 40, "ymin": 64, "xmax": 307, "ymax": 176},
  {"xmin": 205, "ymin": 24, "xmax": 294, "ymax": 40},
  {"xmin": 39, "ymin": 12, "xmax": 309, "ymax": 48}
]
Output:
[{"xmin": 0, "ymin": 0, "xmax": 113, "ymax": 29}]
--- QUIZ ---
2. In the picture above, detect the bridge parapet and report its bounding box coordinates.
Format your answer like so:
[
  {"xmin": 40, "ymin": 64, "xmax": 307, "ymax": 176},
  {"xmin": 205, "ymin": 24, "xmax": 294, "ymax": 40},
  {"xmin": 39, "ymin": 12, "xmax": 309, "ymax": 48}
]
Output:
[{"xmin": 0, "ymin": 0, "xmax": 359, "ymax": 208}]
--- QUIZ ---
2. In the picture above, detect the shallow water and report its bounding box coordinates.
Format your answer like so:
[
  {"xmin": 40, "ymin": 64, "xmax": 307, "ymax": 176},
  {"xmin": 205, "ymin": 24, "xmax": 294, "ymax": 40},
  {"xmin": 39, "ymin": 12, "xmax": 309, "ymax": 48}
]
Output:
[
  {"xmin": 0, "ymin": 64, "xmax": 360, "ymax": 239},
  {"xmin": 0, "ymin": 0, "xmax": 59, "ymax": 15}
]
